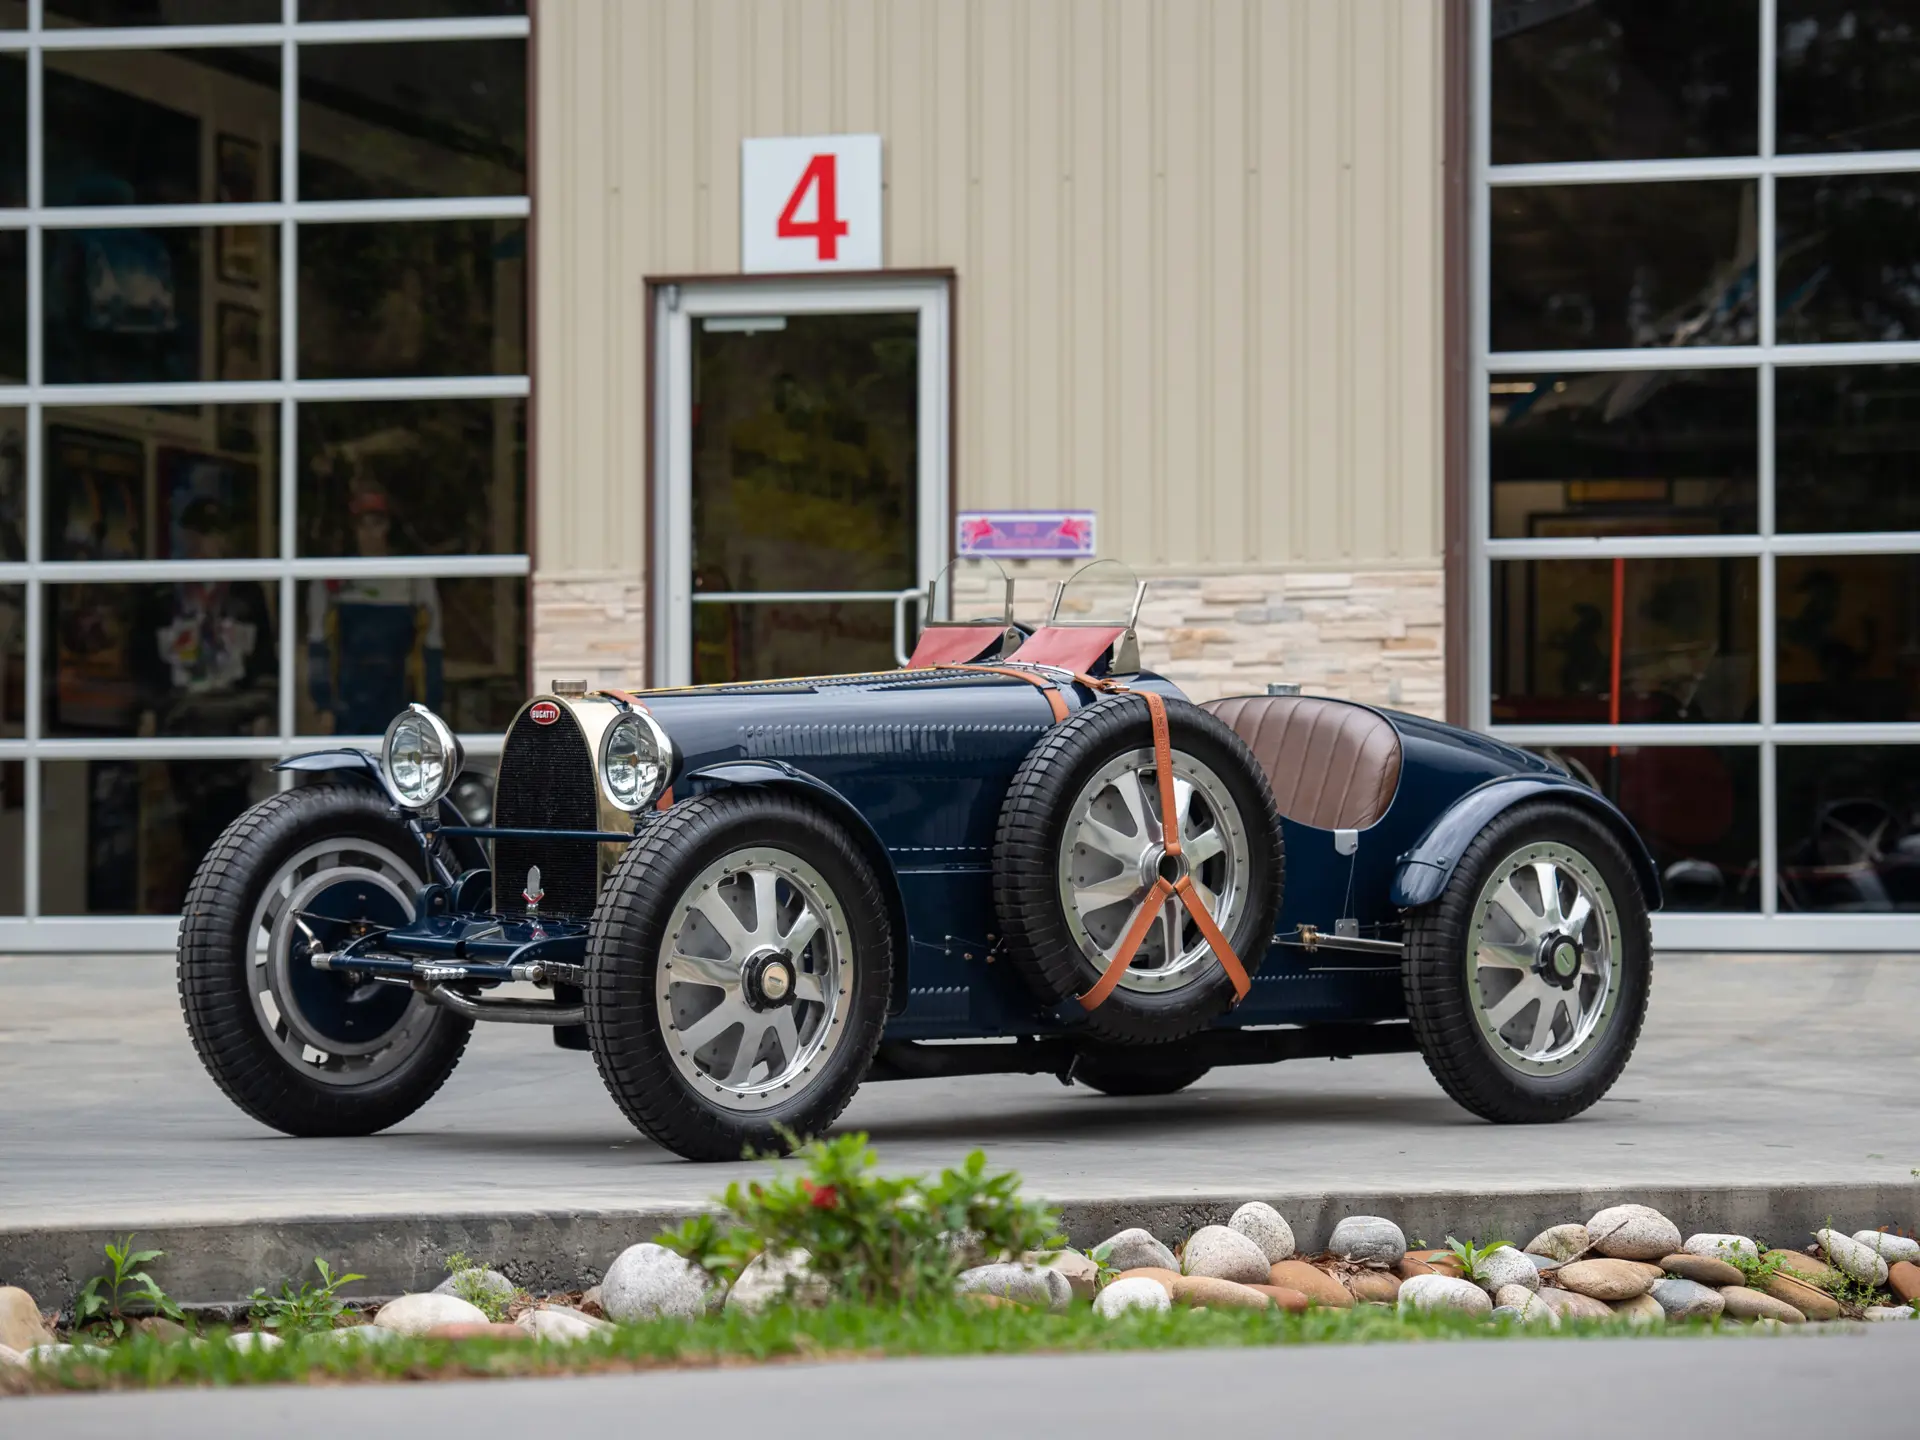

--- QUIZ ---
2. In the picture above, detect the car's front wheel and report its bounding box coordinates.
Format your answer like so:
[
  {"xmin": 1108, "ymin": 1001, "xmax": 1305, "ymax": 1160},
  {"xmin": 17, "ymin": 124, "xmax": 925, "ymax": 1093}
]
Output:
[{"xmin": 1402, "ymin": 798, "xmax": 1651, "ymax": 1123}]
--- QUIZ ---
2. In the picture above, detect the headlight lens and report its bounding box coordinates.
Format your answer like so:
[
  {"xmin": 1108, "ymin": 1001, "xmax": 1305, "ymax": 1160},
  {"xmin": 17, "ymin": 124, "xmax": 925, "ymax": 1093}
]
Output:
[
  {"xmin": 599, "ymin": 710, "xmax": 673, "ymax": 812},
  {"xmin": 380, "ymin": 704, "xmax": 460, "ymax": 810}
]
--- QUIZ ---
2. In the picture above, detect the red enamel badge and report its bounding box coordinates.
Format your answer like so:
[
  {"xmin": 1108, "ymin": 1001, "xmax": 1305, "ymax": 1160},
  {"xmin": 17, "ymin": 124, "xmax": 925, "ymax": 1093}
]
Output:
[{"xmin": 529, "ymin": 701, "xmax": 561, "ymax": 726}]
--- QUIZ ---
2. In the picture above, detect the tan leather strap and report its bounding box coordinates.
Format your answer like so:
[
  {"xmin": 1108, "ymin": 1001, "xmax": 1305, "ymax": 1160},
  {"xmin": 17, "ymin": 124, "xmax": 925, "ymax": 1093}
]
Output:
[
  {"xmin": 939, "ymin": 664, "xmax": 1071, "ymax": 723},
  {"xmin": 1078, "ymin": 876, "xmax": 1175, "ymax": 1012}
]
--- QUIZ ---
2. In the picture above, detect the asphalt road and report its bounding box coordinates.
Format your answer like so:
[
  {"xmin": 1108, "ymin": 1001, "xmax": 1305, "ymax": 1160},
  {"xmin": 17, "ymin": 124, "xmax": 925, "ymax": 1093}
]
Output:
[
  {"xmin": 8, "ymin": 1328, "xmax": 1917, "ymax": 1438},
  {"xmin": 2, "ymin": 951, "xmax": 1917, "ymax": 1228}
]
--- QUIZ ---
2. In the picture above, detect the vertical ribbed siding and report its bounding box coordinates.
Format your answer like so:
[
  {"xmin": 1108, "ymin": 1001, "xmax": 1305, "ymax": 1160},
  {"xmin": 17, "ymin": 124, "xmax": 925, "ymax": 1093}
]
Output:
[{"xmin": 535, "ymin": 0, "xmax": 1445, "ymax": 578}]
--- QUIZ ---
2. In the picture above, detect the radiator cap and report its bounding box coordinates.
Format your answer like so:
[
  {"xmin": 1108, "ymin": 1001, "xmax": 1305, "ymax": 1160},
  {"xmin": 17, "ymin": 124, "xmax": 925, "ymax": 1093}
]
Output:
[{"xmin": 550, "ymin": 677, "xmax": 588, "ymax": 697}]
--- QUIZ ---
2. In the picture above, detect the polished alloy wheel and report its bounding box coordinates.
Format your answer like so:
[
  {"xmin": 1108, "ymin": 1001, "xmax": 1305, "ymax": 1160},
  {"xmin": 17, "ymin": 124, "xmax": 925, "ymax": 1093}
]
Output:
[
  {"xmin": 1465, "ymin": 841, "xmax": 1621, "ymax": 1075},
  {"xmin": 247, "ymin": 837, "xmax": 437, "ymax": 1086},
  {"xmin": 655, "ymin": 846, "xmax": 852, "ymax": 1110},
  {"xmin": 1057, "ymin": 748, "xmax": 1250, "ymax": 994}
]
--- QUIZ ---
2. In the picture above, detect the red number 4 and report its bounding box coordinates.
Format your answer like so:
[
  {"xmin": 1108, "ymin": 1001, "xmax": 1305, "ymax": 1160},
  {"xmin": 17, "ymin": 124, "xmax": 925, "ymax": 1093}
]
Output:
[{"xmin": 776, "ymin": 153, "xmax": 850, "ymax": 261}]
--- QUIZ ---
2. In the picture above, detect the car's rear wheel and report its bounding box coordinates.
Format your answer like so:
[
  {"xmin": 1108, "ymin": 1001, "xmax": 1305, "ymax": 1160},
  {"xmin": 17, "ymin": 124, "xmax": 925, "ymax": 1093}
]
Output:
[
  {"xmin": 177, "ymin": 784, "xmax": 472, "ymax": 1136},
  {"xmin": 584, "ymin": 791, "xmax": 893, "ymax": 1161},
  {"xmin": 1402, "ymin": 798, "xmax": 1651, "ymax": 1123}
]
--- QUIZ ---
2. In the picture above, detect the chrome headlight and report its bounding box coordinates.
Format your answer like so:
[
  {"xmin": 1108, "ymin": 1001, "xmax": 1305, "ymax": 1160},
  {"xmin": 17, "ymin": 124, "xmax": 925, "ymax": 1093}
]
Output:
[
  {"xmin": 599, "ymin": 709, "xmax": 674, "ymax": 812},
  {"xmin": 380, "ymin": 704, "xmax": 461, "ymax": 811}
]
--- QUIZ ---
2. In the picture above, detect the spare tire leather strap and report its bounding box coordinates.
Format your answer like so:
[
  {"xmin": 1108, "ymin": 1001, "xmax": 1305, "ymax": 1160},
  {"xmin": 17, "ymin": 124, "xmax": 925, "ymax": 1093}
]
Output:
[{"xmin": 940, "ymin": 664, "xmax": 1070, "ymax": 722}]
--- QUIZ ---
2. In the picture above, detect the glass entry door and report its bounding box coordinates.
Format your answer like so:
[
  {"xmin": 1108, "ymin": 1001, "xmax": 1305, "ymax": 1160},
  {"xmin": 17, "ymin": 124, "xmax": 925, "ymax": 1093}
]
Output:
[{"xmin": 654, "ymin": 280, "xmax": 950, "ymax": 686}]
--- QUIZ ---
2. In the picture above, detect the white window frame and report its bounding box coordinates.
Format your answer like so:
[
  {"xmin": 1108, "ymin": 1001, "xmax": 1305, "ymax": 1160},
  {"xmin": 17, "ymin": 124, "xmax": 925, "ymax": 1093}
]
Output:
[
  {"xmin": 1471, "ymin": 0, "xmax": 1920, "ymax": 951},
  {"xmin": 0, "ymin": 1, "xmax": 531, "ymax": 951},
  {"xmin": 651, "ymin": 276, "xmax": 951, "ymax": 688}
]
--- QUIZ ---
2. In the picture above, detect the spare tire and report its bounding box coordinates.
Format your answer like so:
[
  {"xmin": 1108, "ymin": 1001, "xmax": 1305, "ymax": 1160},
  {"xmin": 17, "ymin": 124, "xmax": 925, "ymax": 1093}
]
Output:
[{"xmin": 992, "ymin": 693, "xmax": 1283, "ymax": 1044}]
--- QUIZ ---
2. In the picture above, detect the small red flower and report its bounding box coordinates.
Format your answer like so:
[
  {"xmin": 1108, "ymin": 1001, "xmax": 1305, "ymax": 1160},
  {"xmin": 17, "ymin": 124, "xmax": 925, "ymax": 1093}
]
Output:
[{"xmin": 806, "ymin": 1182, "xmax": 839, "ymax": 1210}]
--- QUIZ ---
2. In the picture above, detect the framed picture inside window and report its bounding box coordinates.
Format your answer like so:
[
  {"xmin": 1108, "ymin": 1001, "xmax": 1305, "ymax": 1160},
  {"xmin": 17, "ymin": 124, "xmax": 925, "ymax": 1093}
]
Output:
[{"xmin": 217, "ymin": 303, "xmax": 262, "ymax": 382}]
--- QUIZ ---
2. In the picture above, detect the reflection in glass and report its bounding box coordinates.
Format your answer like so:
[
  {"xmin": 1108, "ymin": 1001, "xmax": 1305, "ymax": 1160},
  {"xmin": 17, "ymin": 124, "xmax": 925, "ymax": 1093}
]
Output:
[
  {"xmin": 45, "ymin": 48, "xmax": 279, "ymax": 207},
  {"xmin": 1546, "ymin": 745, "xmax": 1760, "ymax": 912},
  {"xmin": 44, "ymin": 581, "xmax": 279, "ymax": 738},
  {"xmin": 1779, "ymin": 1, "xmax": 1920, "ymax": 154},
  {"xmin": 1492, "ymin": 0, "xmax": 1757, "ymax": 165},
  {"xmin": 694, "ymin": 601, "xmax": 896, "ymax": 685},
  {"xmin": 1, "ymin": 55, "xmax": 23, "ymax": 206},
  {"xmin": 1490, "ymin": 370, "xmax": 1757, "ymax": 538},
  {"xmin": 299, "ymin": 40, "xmax": 526, "ymax": 201},
  {"xmin": 298, "ymin": 398, "xmax": 525, "ymax": 556},
  {"xmin": 301, "ymin": 0, "xmax": 525, "ymax": 16},
  {"xmin": 0, "ymin": 231, "xmax": 23, "ymax": 385},
  {"xmin": 44, "ymin": 226, "xmax": 279, "ymax": 385},
  {"xmin": 0, "ymin": 413, "xmax": 21, "ymax": 561},
  {"xmin": 1776, "ymin": 365, "xmax": 1920, "ymax": 532},
  {"xmin": 299, "ymin": 219, "xmax": 525, "ymax": 378},
  {"xmin": 44, "ymin": 410, "xmax": 278, "ymax": 561},
  {"xmin": 0, "ymin": 584, "xmax": 23, "ymax": 737},
  {"xmin": 1777, "ymin": 174, "xmax": 1920, "ymax": 344},
  {"xmin": 692, "ymin": 313, "xmax": 918, "ymax": 596},
  {"xmin": 1777, "ymin": 746, "xmax": 1920, "ymax": 912},
  {"xmin": 1491, "ymin": 558, "xmax": 1758, "ymax": 725},
  {"xmin": 1776, "ymin": 555, "xmax": 1920, "ymax": 723},
  {"xmin": 300, "ymin": 574, "xmax": 525, "ymax": 735},
  {"xmin": 1490, "ymin": 182, "xmax": 1756, "ymax": 353},
  {"xmin": 39, "ymin": 759, "xmax": 272, "ymax": 918},
  {"xmin": 45, "ymin": 1, "xmax": 277, "ymax": 23},
  {"xmin": 0, "ymin": 763, "xmax": 20, "ymax": 914}
]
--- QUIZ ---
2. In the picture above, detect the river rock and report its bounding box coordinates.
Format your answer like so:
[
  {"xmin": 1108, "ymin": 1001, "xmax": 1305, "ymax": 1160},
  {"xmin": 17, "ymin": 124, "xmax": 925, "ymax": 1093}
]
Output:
[
  {"xmin": 1815, "ymin": 1229, "xmax": 1889, "ymax": 1287},
  {"xmin": 1537, "ymin": 1287, "xmax": 1614, "ymax": 1322},
  {"xmin": 1473, "ymin": 1246, "xmax": 1539, "ymax": 1294},
  {"xmin": 1398, "ymin": 1256, "xmax": 1438, "ymax": 1279},
  {"xmin": 519, "ymin": 1306, "xmax": 613, "ymax": 1343},
  {"xmin": 1649, "ymin": 1276, "xmax": 1725, "ymax": 1321},
  {"xmin": 1247, "ymin": 1285, "xmax": 1312, "ymax": 1313},
  {"xmin": 727, "ymin": 1248, "xmax": 830, "ymax": 1314},
  {"xmin": 1397, "ymin": 1274, "xmax": 1491, "ymax": 1317},
  {"xmin": 374, "ymin": 1292, "xmax": 490, "ymax": 1336},
  {"xmin": 1586, "ymin": 1205, "xmax": 1681, "ymax": 1261},
  {"xmin": 1890, "ymin": 1261, "xmax": 1920, "ymax": 1303},
  {"xmin": 1345, "ymin": 1270, "xmax": 1402, "ymax": 1305},
  {"xmin": 1115, "ymin": 1267, "xmax": 1181, "ymax": 1294},
  {"xmin": 1557, "ymin": 1258, "xmax": 1656, "ymax": 1302},
  {"xmin": 317, "ymin": 1325, "xmax": 397, "ymax": 1346},
  {"xmin": 1098, "ymin": 1229, "xmax": 1179, "ymax": 1274},
  {"xmin": 1720, "ymin": 1287, "xmax": 1804, "ymax": 1324},
  {"xmin": 955, "ymin": 1263, "xmax": 1073, "ymax": 1313},
  {"xmin": 1228, "ymin": 1202, "xmax": 1296, "ymax": 1263},
  {"xmin": 1683, "ymin": 1233, "xmax": 1759, "ymax": 1264},
  {"xmin": 1493, "ymin": 1284, "xmax": 1558, "ymax": 1326},
  {"xmin": 434, "ymin": 1267, "xmax": 516, "ymax": 1311},
  {"xmin": 22, "ymin": 1344, "xmax": 108, "ymax": 1366},
  {"xmin": 1864, "ymin": 1305, "xmax": 1916, "ymax": 1321},
  {"xmin": 1094, "ymin": 1276, "xmax": 1171, "ymax": 1319},
  {"xmin": 1032, "ymin": 1250, "xmax": 1100, "ymax": 1302},
  {"xmin": 0, "ymin": 1343, "xmax": 23, "ymax": 1368},
  {"xmin": 1268, "ymin": 1261, "xmax": 1353, "ymax": 1309},
  {"xmin": 1182, "ymin": 1225, "xmax": 1274, "ymax": 1285},
  {"xmin": 423, "ymin": 1322, "xmax": 525, "ymax": 1341},
  {"xmin": 1761, "ymin": 1272, "xmax": 1840, "ymax": 1321},
  {"xmin": 130, "ymin": 1316, "xmax": 189, "ymax": 1343},
  {"xmin": 226, "ymin": 1330, "xmax": 283, "ymax": 1352},
  {"xmin": 1524, "ymin": 1254, "xmax": 1562, "ymax": 1276},
  {"xmin": 1768, "ymin": 1250, "xmax": 1838, "ymax": 1284},
  {"xmin": 1406, "ymin": 1249, "xmax": 1466, "ymax": 1278},
  {"xmin": 1852, "ymin": 1231, "xmax": 1920, "ymax": 1265},
  {"xmin": 600, "ymin": 1243, "xmax": 713, "ymax": 1322},
  {"xmin": 1170, "ymin": 1276, "xmax": 1273, "ymax": 1310},
  {"xmin": 1524, "ymin": 1225, "xmax": 1590, "ymax": 1263},
  {"xmin": 1327, "ymin": 1216, "xmax": 1407, "ymax": 1266},
  {"xmin": 0, "ymin": 1289, "xmax": 52, "ymax": 1352},
  {"xmin": 1661, "ymin": 1253, "xmax": 1743, "ymax": 1287},
  {"xmin": 1610, "ymin": 1294, "xmax": 1665, "ymax": 1326}
]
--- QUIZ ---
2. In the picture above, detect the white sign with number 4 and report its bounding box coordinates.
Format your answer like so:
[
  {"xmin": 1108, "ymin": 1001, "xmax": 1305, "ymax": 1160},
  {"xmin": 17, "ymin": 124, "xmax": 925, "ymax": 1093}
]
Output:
[{"xmin": 741, "ymin": 134, "xmax": 883, "ymax": 273}]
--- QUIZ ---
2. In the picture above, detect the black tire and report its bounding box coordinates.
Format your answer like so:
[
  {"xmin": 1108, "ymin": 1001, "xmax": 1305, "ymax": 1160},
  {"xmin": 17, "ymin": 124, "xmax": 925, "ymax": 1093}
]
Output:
[
  {"xmin": 177, "ymin": 783, "xmax": 473, "ymax": 1137},
  {"xmin": 584, "ymin": 791, "xmax": 893, "ymax": 1162},
  {"xmin": 1402, "ymin": 798, "xmax": 1652, "ymax": 1124},
  {"xmin": 1071, "ymin": 1050, "xmax": 1211, "ymax": 1096},
  {"xmin": 993, "ymin": 695, "xmax": 1284, "ymax": 1045}
]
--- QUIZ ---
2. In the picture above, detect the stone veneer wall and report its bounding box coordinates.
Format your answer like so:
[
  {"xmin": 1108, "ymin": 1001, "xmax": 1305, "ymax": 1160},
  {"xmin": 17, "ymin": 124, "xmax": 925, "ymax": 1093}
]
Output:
[{"xmin": 530, "ymin": 567, "xmax": 1447, "ymax": 719}]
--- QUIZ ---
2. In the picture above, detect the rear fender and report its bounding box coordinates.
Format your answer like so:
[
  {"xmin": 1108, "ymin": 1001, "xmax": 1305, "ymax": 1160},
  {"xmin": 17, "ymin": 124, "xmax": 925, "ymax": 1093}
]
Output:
[
  {"xmin": 1391, "ymin": 775, "xmax": 1662, "ymax": 911},
  {"xmin": 271, "ymin": 748, "xmax": 485, "ymax": 872},
  {"xmin": 684, "ymin": 760, "xmax": 913, "ymax": 1010}
]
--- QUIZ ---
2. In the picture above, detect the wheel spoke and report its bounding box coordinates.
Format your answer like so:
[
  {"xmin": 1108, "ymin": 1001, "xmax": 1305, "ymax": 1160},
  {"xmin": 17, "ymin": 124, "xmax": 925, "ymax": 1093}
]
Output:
[
  {"xmin": 791, "ymin": 970, "xmax": 825, "ymax": 1005},
  {"xmin": 1482, "ymin": 976, "xmax": 1543, "ymax": 1032},
  {"xmin": 1474, "ymin": 939, "xmax": 1534, "ymax": 972},
  {"xmin": 780, "ymin": 903, "xmax": 822, "ymax": 959},
  {"xmin": 1170, "ymin": 776, "xmax": 1196, "ymax": 841},
  {"xmin": 1561, "ymin": 891, "xmax": 1593, "ymax": 942},
  {"xmin": 690, "ymin": 889, "xmax": 753, "ymax": 960},
  {"xmin": 768, "ymin": 1008, "xmax": 801, "ymax": 1070},
  {"xmin": 1079, "ymin": 816, "xmax": 1146, "ymax": 867},
  {"xmin": 1487, "ymin": 876, "xmax": 1543, "ymax": 942},
  {"xmin": 677, "ymin": 1001, "xmax": 743, "ymax": 1053},
  {"xmin": 722, "ymin": 1020, "xmax": 770, "ymax": 1086},
  {"xmin": 667, "ymin": 947, "xmax": 737, "ymax": 989},
  {"xmin": 1531, "ymin": 861, "xmax": 1567, "ymax": 929},
  {"xmin": 747, "ymin": 870, "xmax": 784, "ymax": 947},
  {"xmin": 1073, "ymin": 872, "xmax": 1145, "ymax": 916},
  {"xmin": 1112, "ymin": 769, "xmax": 1155, "ymax": 843},
  {"xmin": 1182, "ymin": 824, "xmax": 1226, "ymax": 868},
  {"xmin": 1526, "ymin": 993, "xmax": 1563, "ymax": 1055}
]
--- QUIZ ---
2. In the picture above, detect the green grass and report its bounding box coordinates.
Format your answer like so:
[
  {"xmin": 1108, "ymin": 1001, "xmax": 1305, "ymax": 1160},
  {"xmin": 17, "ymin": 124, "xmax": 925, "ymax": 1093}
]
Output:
[{"xmin": 1, "ymin": 1301, "xmax": 1786, "ymax": 1396}]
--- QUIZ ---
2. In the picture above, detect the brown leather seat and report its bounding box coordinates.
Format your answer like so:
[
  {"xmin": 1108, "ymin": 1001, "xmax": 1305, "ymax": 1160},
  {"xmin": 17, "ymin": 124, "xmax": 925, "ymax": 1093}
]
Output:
[{"xmin": 1203, "ymin": 695, "xmax": 1402, "ymax": 831}]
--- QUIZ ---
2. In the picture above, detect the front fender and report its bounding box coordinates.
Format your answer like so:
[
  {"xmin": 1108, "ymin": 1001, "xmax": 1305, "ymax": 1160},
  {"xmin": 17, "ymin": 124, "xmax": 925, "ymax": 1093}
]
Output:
[
  {"xmin": 684, "ymin": 760, "xmax": 913, "ymax": 1011},
  {"xmin": 1391, "ymin": 775, "xmax": 1662, "ymax": 911},
  {"xmin": 271, "ymin": 747, "xmax": 483, "ymax": 870}
]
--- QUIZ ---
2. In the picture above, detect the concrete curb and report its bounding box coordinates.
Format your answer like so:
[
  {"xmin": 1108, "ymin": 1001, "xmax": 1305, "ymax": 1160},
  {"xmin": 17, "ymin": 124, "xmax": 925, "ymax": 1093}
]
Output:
[{"xmin": 4, "ymin": 1181, "xmax": 1916, "ymax": 1308}]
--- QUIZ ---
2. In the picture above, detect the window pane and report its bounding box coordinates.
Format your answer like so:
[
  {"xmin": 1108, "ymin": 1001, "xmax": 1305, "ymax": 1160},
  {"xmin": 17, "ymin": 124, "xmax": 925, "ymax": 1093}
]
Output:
[
  {"xmin": 298, "ymin": 398, "xmax": 525, "ymax": 557},
  {"xmin": 0, "ymin": 230, "xmax": 22, "ymax": 385},
  {"xmin": 693, "ymin": 601, "xmax": 897, "ymax": 685},
  {"xmin": 39, "ymin": 759, "xmax": 272, "ymax": 917},
  {"xmin": 1490, "ymin": 557, "xmax": 1759, "ymax": 724},
  {"xmin": 1543, "ymin": 745, "xmax": 1760, "ymax": 911},
  {"xmin": 299, "ymin": 40, "xmax": 526, "ymax": 201},
  {"xmin": 298, "ymin": 219, "xmax": 524, "ymax": 378},
  {"xmin": 300, "ymin": 573, "xmax": 524, "ymax": 734},
  {"xmin": 1492, "ymin": 0, "xmax": 1758, "ymax": 165},
  {"xmin": 1490, "ymin": 370, "xmax": 1757, "ymax": 538},
  {"xmin": 1777, "ymin": 173, "xmax": 1920, "ymax": 344},
  {"xmin": 0, "ymin": 583, "xmax": 24, "ymax": 736},
  {"xmin": 1776, "ymin": 365, "xmax": 1920, "ymax": 532},
  {"xmin": 301, "ymin": 1, "xmax": 525, "ymax": 16},
  {"xmin": 0, "ymin": 55, "xmax": 23, "ymax": 206},
  {"xmin": 45, "ymin": 581, "xmax": 280, "ymax": 737},
  {"xmin": 1779, "ymin": 1, "xmax": 1920, "ymax": 154},
  {"xmin": 0, "ymin": 763, "xmax": 20, "ymax": 915},
  {"xmin": 46, "ymin": 411, "xmax": 277, "ymax": 561},
  {"xmin": 1777, "ymin": 554, "xmax": 1920, "ymax": 722},
  {"xmin": 46, "ymin": 48, "xmax": 280, "ymax": 207},
  {"xmin": 0, "ymin": 412, "xmax": 22, "ymax": 561},
  {"xmin": 1777, "ymin": 745, "xmax": 1920, "ymax": 911},
  {"xmin": 45, "ymin": 2, "xmax": 278, "ymax": 24},
  {"xmin": 1490, "ymin": 182, "xmax": 1756, "ymax": 353},
  {"xmin": 44, "ymin": 226, "xmax": 280, "ymax": 384}
]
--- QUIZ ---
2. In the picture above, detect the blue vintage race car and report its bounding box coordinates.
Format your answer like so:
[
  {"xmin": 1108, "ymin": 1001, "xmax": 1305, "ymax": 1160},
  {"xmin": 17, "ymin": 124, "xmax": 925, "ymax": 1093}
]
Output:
[{"xmin": 179, "ymin": 560, "xmax": 1659, "ymax": 1161}]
